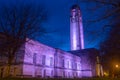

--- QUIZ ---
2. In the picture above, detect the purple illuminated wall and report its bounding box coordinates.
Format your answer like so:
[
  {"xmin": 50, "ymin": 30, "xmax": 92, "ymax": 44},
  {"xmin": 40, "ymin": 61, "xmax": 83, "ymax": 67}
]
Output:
[{"xmin": 21, "ymin": 40, "xmax": 82, "ymax": 78}]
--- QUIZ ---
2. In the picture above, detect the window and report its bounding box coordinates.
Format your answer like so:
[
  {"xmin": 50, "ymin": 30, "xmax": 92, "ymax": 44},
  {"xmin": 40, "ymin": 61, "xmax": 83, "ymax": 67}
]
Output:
[
  {"xmin": 75, "ymin": 63, "xmax": 77, "ymax": 69},
  {"xmin": 73, "ymin": 72, "xmax": 77, "ymax": 77},
  {"xmin": 71, "ymin": 62, "xmax": 77, "ymax": 69},
  {"xmin": 42, "ymin": 55, "xmax": 46, "ymax": 65},
  {"xmin": 72, "ymin": 72, "xmax": 74, "ymax": 77},
  {"xmin": 50, "ymin": 57, "xmax": 53, "ymax": 66},
  {"xmin": 51, "ymin": 70, "xmax": 53, "ymax": 76},
  {"xmin": 43, "ymin": 69, "xmax": 46, "ymax": 77},
  {"xmin": 63, "ymin": 71, "xmax": 65, "ymax": 77},
  {"xmin": 61, "ymin": 59, "xmax": 64, "ymax": 67},
  {"xmin": 76, "ymin": 72, "xmax": 78, "ymax": 77},
  {"xmin": 78, "ymin": 64, "xmax": 81, "ymax": 70},
  {"xmin": 68, "ymin": 72, "xmax": 70, "ymax": 78},
  {"xmin": 33, "ymin": 53, "xmax": 37, "ymax": 65},
  {"xmin": 71, "ymin": 62, "xmax": 74, "ymax": 69},
  {"xmin": 67, "ymin": 61, "xmax": 69, "ymax": 68}
]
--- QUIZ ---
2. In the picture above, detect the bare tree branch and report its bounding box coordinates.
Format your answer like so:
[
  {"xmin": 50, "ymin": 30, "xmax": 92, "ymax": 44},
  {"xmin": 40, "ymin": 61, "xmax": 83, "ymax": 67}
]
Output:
[
  {"xmin": 86, "ymin": 7, "xmax": 120, "ymax": 22},
  {"xmin": 0, "ymin": 3, "xmax": 48, "ymax": 76}
]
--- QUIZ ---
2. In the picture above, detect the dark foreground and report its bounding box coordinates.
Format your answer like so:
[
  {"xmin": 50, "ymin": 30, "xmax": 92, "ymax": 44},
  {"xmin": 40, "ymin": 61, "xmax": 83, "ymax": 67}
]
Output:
[{"xmin": 0, "ymin": 77, "xmax": 120, "ymax": 80}]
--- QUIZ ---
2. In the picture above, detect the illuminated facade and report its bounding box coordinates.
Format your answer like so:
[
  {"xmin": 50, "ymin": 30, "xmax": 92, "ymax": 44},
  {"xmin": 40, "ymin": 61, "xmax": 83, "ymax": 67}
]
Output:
[
  {"xmin": 0, "ymin": 40, "xmax": 82, "ymax": 78},
  {"xmin": 0, "ymin": 5, "xmax": 103, "ymax": 78},
  {"xmin": 0, "ymin": 39, "xmax": 100, "ymax": 78}
]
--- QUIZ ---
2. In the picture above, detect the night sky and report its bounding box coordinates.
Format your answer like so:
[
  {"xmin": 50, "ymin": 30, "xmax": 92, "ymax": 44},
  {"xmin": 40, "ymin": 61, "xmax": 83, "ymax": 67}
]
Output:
[{"xmin": 0, "ymin": 0, "xmax": 109, "ymax": 51}]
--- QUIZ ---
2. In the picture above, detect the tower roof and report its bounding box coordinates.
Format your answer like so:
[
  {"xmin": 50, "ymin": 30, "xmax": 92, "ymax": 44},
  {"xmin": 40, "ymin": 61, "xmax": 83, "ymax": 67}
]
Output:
[{"xmin": 71, "ymin": 4, "xmax": 80, "ymax": 9}]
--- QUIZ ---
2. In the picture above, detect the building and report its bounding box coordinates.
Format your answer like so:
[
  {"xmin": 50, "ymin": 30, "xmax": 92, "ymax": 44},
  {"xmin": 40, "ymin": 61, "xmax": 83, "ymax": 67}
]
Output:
[
  {"xmin": 0, "ymin": 4, "xmax": 103, "ymax": 78},
  {"xmin": 70, "ymin": 5, "xmax": 84, "ymax": 50}
]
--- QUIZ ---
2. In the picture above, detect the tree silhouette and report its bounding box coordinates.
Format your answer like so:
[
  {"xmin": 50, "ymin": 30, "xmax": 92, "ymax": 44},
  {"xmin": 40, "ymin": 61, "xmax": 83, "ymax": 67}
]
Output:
[
  {"xmin": 74, "ymin": 0, "xmax": 119, "ymax": 48},
  {"xmin": 79, "ymin": 0, "xmax": 120, "ymax": 76},
  {"xmin": 0, "ymin": 3, "xmax": 47, "ymax": 76},
  {"xmin": 100, "ymin": 23, "xmax": 120, "ymax": 76}
]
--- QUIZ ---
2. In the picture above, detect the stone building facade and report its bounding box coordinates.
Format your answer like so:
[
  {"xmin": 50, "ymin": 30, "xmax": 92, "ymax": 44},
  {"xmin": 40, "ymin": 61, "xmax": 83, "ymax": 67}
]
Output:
[
  {"xmin": 0, "ymin": 40, "xmax": 81, "ymax": 78},
  {"xmin": 0, "ymin": 39, "xmax": 102, "ymax": 78}
]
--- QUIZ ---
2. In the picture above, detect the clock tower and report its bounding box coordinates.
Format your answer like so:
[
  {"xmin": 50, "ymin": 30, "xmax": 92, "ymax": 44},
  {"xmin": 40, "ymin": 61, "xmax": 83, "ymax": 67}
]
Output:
[{"xmin": 70, "ymin": 5, "xmax": 84, "ymax": 50}]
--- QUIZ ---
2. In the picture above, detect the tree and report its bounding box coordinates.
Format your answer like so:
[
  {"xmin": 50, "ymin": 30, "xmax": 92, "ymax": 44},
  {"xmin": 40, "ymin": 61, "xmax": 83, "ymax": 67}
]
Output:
[
  {"xmin": 100, "ymin": 23, "xmax": 120, "ymax": 76},
  {"xmin": 79, "ymin": 0, "xmax": 120, "ymax": 76},
  {"xmin": 0, "ymin": 2, "xmax": 47, "ymax": 76},
  {"xmin": 79, "ymin": 0, "xmax": 120, "ymax": 21},
  {"xmin": 79, "ymin": 0, "xmax": 120, "ymax": 38}
]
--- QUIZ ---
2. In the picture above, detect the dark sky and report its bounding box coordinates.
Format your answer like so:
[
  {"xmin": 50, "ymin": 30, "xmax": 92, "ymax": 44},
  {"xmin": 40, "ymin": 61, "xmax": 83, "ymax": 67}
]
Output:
[{"xmin": 0, "ymin": 0, "xmax": 109, "ymax": 51}]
